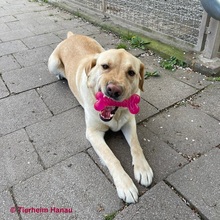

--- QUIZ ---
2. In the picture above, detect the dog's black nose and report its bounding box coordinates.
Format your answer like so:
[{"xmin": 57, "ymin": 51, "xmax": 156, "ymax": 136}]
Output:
[{"xmin": 106, "ymin": 83, "xmax": 122, "ymax": 99}]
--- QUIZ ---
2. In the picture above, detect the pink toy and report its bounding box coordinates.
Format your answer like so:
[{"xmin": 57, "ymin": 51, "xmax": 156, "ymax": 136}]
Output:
[{"xmin": 94, "ymin": 92, "xmax": 140, "ymax": 114}]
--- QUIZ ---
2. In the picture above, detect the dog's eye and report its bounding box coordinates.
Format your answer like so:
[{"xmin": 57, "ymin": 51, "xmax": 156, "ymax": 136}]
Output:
[
  {"xmin": 102, "ymin": 64, "xmax": 109, "ymax": 70},
  {"xmin": 128, "ymin": 70, "xmax": 135, "ymax": 76}
]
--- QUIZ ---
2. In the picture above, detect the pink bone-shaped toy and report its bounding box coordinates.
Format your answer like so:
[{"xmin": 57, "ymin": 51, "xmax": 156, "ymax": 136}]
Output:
[{"xmin": 94, "ymin": 92, "xmax": 140, "ymax": 114}]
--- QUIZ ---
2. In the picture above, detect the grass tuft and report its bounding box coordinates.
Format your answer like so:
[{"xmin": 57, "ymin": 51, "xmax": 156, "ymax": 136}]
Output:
[
  {"xmin": 104, "ymin": 211, "xmax": 117, "ymax": 220},
  {"xmin": 206, "ymin": 77, "xmax": 220, "ymax": 81},
  {"xmin": 130, "ymin": 36, "xmax": 150, "ymax": 50}
]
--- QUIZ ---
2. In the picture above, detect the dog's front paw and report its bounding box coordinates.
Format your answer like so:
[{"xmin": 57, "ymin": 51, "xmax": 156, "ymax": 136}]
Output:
[
  {"xmin": 134, "ymin": 158, "xmax": 153, "ymax": 187},
  {"xmin": 114, "ymin": 172, "xmax": 138, "ymax": 203}
]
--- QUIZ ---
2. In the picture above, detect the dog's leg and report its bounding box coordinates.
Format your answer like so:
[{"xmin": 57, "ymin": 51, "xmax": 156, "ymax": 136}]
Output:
[
  {"xmin": 86, "ymin": 127, "xmax": 139, "ymax": 203},
  {"xmin": 48, "ymin": 53, "xmax": 66, "ymax": 80},
  {"xmin": 122, "ymin": 118, "xmax": 153, "ymax": 187}
]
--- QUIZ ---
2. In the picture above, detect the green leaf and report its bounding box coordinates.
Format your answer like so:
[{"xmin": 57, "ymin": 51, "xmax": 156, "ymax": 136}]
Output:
[
  {"xmin": 160, "ymin": 56, "xmax": 187, "ymax": 70},
  {"xmin": 144, "ymin": 71, "xmax": 160, "ymax": 79}
]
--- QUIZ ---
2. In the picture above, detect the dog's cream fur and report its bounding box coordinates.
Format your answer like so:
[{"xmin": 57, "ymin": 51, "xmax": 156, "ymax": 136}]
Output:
[{"xmin": 48, "ymin": 32, "xmax": 153, "ymax": 203}]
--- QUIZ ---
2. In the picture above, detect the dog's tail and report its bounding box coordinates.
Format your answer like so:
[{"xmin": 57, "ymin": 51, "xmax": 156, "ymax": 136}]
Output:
[{"xmin": 67, "ymin": 31, "xmax": 74, "ymax": 38}]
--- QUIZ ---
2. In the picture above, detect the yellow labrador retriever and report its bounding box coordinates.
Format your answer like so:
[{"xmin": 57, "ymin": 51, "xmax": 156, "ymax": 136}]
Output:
[{"xmin": 48, "ymin": 32, "xmax": 153, "ymax": 203}]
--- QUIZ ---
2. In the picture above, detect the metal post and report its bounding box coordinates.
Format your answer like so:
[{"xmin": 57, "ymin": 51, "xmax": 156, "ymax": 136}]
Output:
[
  {"xmin": 203, "ymin": 17, "xmax": 220, "ymax": 59},
  {"xmin": 102, "ymin": 0, "xmax": 107, "ymax": 13},
  {"xmin": 195, "ymin": 11, "xmax": 210, "ymax": 51}
]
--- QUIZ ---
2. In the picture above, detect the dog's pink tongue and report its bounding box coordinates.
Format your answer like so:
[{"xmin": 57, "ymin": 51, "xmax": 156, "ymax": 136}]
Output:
[{"xmin": 101, "ymin": 106, "xmax": 114, "ymax": 119}]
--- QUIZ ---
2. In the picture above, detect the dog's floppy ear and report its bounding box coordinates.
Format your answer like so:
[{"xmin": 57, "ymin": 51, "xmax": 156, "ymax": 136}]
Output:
[
  {"xmin": 85, "ymin": 58, "xmax": 97, "ymax": 76},
  {"xmin": 139, "ymin": 62, "xmax": 145, "ymax": 92},
  {"xmin": 85, "ymin": 54, "xmax": 99, "ymax": 76}
]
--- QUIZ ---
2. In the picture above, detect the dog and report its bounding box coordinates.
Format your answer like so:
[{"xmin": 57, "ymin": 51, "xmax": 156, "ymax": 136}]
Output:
[{"xmin": 48, "ymin": 32, "xmax": 153, "ymax": 203}]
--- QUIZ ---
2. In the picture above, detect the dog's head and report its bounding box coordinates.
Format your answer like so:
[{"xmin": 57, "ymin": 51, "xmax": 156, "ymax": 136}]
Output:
[
  {"xmin": 86, "ymin": 49, "xmax": 144, "ymax": 100},
  {"xmin": 85, "ymin": 49, "xmax": 145, "ymax": 121}
]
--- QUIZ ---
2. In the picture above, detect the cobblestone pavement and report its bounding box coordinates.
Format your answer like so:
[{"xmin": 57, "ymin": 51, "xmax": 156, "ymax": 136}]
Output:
[{"xmin": 0, "ymin": 1, "xmax": 219, "ymax": 219}]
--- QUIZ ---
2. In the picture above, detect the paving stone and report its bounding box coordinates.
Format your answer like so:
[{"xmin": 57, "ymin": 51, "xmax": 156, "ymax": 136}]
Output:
[
  {"xmin": 91, "ymin": 32, "xmax": 121, "ymax": 49},
  {"xmin": 13, "ymin": 8, "xmax": 54, "ymax": 21},
  {"xmin": 0, "ymin": 6, "xmax": 7, "ymax": 13},
  {"xmin": 55, "ymin": 10, "xmax": 76, "ymax": 20},
  {"xmin": 0, "ymin": 129, "xmax": 43, "ymax": 191},
  {"xmin": 28, "ymin": 21, "xmax": 63, "ymax": 35},
  {"xmin": 142, "ymin": 73, "xmax": 197, "ymax": 110},
  {"xmin": 82, "ymin": 24, "xmax": 103, "ymax": 35},
  {"xmin": 53, "ymin": 26, "xmax": 94, "ymax": 40},
  {"xmin": 136, "ymin": 98, "xmax": 158, "ymax": 123},
  {"xmin": 13, "ymin": 45, "xmax": 53, "ymax": 67},
  {"xmin": 0, "ymin": 55, "xmax": 21, "ymax": 72},
  {"xmin": 191, "ymin": 83, "xmax": 220, "ymax": 121},
  {"xmin": 5, "ymin": 1, "xmax": 49, "ymax": 14},
  {"xmin": 0, "ymin": 40, "xmax": 28, "ymax": 56},
  {"xmin": 139, "ymin": 53, "xmax": 163, "ymax": 73},
  {"xmin": 2, "ymin": 63, "xmax": 57, "ymax": 93},
  {"xmin": 129, "ymin": 48, "xmax": 146, "ymax": 57},
  {"xmin": 0, "ymin": 90, "xmax": 52, "ymax": 136},
  {"xmin": 144, "ymin": 105, "xmax": 220, "ymax": 156},
  {"xmin": 53, "ymin": 23, "xmax": 102, "ymax": 41},
  {"xmin": 36, "ymin": 14, "xmax": 65, "ymax": 26},
  {"xmin": 13, "ymin": 12, "xmax": 41, "ymax": 21},
  {"xmin": 0, "ymin": 15, "xmax": 17, "ymax": 23},
  {"xmin": 171, "ymin": 68, "xmax": 211, "ymax": 90},
  {"xmin": 88, "ymin": 126, "xmax": 188, "ymax": 193},
  {"xmin": 138, "ymin": 125, "xmax": 188, "ymax": 182},
  {"xmin": 13, "ymin": 152, "xmax": 122, "ymax": 220},
  {"xmin": 0, "ymin": 23, "xmax": 10, "ymax": 32},
  {"xmin": 114, "ymin": 181, "xmax": 200, "ymax": 220},
  {"xmin": 0, "ymin": 189, "xmax": 19, "ymax": 220},
  {"xmin": 53, "ymin": 29, "xmax": 71, "ymax": 40},
  {"xmin": 22, "ymin": 33, "xmax": 61, "ymax": 49},
  {"xmin": 0, "ymin": 8, "xmax": 18, "ymax": 17},
  {"xmin": 50, "ymin": 42, "xmax": 60, "ymax": 50},
  {"xmin": 0, "ymin": 78, "xmax": 9, "ymax": 99},
  {"xmin": 37, "ymin": 80, "xmax": 79, "ymax": 115},
  {"xmin": 0, "ymin": 28, "xmax": 34, "ymax": 42},
  {"xmin": 6, "ymin": 19, "xmax": 39, "ymax": 31},
  {"xmin": 26, "ymin": 107, "xmax": 90, "ymax": 167},
  {"xmin": 55, "ymin": 17, "xmax": 89, "ymax": 30},
  {"xmin": 166, "ymin": 148, "xmax": 220, "ymax": 220}
]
